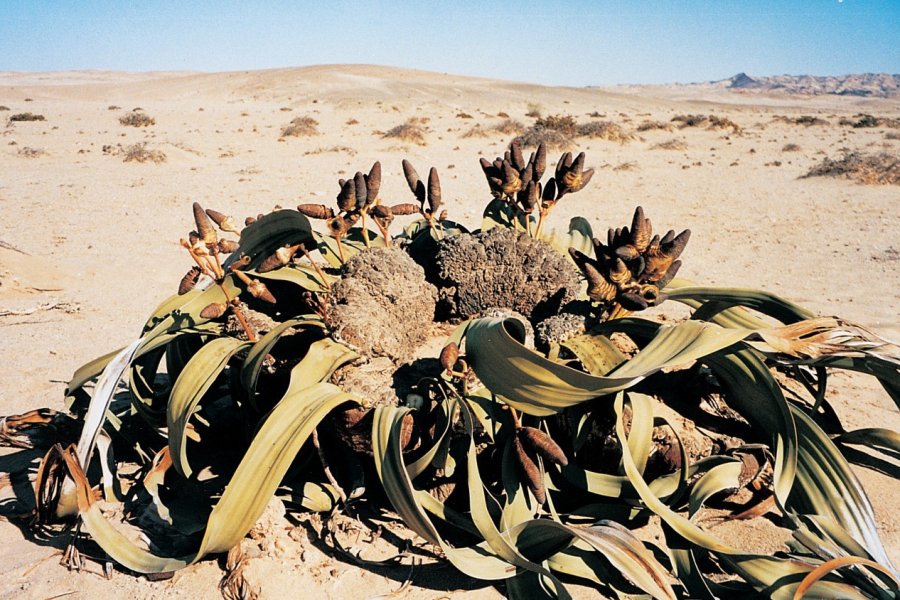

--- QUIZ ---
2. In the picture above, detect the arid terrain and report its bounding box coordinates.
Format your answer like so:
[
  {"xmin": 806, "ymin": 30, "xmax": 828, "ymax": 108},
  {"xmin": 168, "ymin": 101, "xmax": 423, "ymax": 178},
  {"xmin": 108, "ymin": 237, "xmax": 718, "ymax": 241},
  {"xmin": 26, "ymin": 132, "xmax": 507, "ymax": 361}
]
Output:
[{"xmin": 0, "ymin": 65, "xmax": 898, "ymax": 599}]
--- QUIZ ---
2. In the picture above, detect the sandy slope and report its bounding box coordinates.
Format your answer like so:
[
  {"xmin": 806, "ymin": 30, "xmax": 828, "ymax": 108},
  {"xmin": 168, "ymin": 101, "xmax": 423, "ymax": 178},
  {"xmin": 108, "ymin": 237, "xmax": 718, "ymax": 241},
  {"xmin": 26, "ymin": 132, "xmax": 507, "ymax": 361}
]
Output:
[{"xmin": 0, "ymin": 65, "xmax": 897, "ymax": 599}]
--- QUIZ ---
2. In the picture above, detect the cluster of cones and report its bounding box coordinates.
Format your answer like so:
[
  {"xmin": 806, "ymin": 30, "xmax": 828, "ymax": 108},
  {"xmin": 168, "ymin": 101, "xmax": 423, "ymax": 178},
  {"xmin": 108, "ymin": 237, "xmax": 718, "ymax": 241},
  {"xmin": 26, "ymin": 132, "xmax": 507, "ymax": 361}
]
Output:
[
  {"xmin": 479, "ymin": 140, "xmax": 594, "ymax": 236},
  {"xmin": 569, "ymin": 206, "xmax": 690, "ymax": 315}
]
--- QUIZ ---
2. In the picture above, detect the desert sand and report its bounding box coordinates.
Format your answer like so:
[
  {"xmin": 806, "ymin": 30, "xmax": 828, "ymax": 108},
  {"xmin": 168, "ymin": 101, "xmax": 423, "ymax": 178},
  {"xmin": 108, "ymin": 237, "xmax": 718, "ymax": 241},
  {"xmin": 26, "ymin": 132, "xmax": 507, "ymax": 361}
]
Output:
[{"xmin": 0, "ymin": 65, "xmax": 897, "ymax": 599}]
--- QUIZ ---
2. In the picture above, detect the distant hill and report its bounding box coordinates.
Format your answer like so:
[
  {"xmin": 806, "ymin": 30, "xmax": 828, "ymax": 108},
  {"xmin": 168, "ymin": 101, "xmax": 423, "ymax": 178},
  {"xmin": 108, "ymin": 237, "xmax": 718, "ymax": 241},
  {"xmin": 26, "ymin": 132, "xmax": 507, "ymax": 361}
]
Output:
[{"xmin": 722, "ymin": 72, "xmax": 900, "ymax": 98}]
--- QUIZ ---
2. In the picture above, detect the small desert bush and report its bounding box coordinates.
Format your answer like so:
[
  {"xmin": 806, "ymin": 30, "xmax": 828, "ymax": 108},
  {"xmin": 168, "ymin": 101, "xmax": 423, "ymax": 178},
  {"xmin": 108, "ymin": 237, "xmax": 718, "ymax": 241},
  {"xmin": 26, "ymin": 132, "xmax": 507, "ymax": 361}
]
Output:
[
  {"xmin": 107, "ymin": 105, "xmax": 121, "ymax": 111},
  {"xmin": 512, "ymin": 127, "xmax": 572, "ymax": 150},
  {"xmin": 886, "ymin": 132, "xmax": 900, "ymax": 141},
  {"xmin": 491, "ymin": 118, "xmax": 526, "ymax": 135},
  {"xmin": 0, "ymin": 105, "xmax": 10, "ymax": 111},
  {"xmin": 17, "ymin": 146, "xmax": 46, "ymax": 158},
  {"xmin": 636, "ymin": 120, "xmax": 673, "ymax": 132},
  {"xmin": 792, "ymin": 115, "xmax": 829, "ymax": 126},
  {"xmin": 119, "ymin": 111, "xmax": 155, "ymax": 127},
  {"xmin": 382, "ymin": 119, "xmax": 427, "ymax": 146},
  {"xmin": 672, "ymin": 114, "xmax": 741, "ymax": 133},
  {"xmin": 650, "ymin": 138, "xmax": 687, "ymax": 151},
  {"xmin": 281, "ymin": 116, "xmax": 320, "ymax": 138},
  {"xmin": 533, "ymin": 114, "xmax": 578, "ymax": 137},
  {"xmin": 805, "ymin": 152, "xmax": 899, "ymax": 185},
  {"xmin": 576, "ymin": 120, "xmax": 632, "ymax": 143},
  {"xmin": 839, "ymin": 114, "xmax": 879, "ymax": 128},
  {"xmin": 525, "ymin": 103, "xmax": 542, "ymax": 118},
  {"xmin": 782, "ymin": 143, "xmax": 801, "ymax": 152},
  {"xmin": 461, "ymin": 124, "xmax": 490, "ymax": 138},
  {"xmin": 105, "ymin": 142, "xmax": 166, "ymax": 164},
  {"xmin": 303, "ymin": 145, "xmax": 356, "ymax": 156},
  {"xmin": 456, "ymin": 111, "xmax": 474, "ymax": 119},
  {"xmin": 8, "ymin": 112, "xmax": 45, "ymax": 123}
]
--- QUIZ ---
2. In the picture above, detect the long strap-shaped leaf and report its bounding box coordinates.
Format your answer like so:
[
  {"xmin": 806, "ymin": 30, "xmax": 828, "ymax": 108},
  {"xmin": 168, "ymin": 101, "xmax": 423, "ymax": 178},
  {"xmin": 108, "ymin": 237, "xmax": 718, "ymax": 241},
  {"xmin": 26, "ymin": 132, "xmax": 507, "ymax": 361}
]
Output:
[
  {"xmin": 73, "ymin": 381, "xmax": 356, "ymax": 573},
  {"xmin": 167, "ymin": 337, "xmax": 253, "ymax": 478},
  {"xmin": 372, "ymin": 402, "xmax": 677, "ymax": 599},
  {"xmin": 463, "ymin": 317, "xmax": 750, "ymax": 416},
  {"xmin": 613, "ymin": 393, "xmax": 868, "ymax": 599}
]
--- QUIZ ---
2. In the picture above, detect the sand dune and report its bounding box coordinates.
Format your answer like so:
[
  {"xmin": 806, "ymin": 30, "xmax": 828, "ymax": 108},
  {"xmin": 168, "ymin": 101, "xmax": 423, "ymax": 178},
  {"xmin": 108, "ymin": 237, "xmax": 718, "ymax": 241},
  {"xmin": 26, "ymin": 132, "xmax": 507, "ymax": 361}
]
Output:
[{"xmin": 1, "ymin": 65, "xmax": 897, "ymax": 598}]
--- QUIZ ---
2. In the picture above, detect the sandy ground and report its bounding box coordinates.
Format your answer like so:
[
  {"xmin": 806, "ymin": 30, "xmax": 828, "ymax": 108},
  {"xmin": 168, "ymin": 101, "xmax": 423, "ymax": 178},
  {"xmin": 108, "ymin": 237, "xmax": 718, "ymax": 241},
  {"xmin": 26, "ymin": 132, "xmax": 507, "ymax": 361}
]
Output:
[{"xmin": 0, "ymin": 65, "xmax": 897, "ymax": 599}]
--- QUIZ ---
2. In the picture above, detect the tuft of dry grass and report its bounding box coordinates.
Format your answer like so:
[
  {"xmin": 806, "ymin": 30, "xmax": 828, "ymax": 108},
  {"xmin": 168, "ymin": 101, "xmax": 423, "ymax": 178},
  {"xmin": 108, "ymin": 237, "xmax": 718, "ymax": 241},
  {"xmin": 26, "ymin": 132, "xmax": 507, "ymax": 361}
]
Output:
[
  {"xmin": 533, "ymin": 114, "xmax": 578, "ymax": 137},
  {"xmin": 672, "ymin": 114, "xmax": 741, "ymax": 133},
  {"xmin": 119, "ymin": 110, "xmax": 155, "ymax": 127},
  {"xmin": 789, "ymin": 115, "xmax": 830, "ymax": 126},
  {"xmin": 0, "ymin": 105, "xmax": 10, "ymax": 111},
  {"xmin": 17, "ymin": 146, "xmax": 46, "ymax": 158},
  {"xmin": 382, "ymin": 119, "xmax": 428, "ymax": 146},
  {"xmin": 525, "ymin": 103, "xmax": 542, "ymax": 118},
  {"xmin": 107, "ymin": 105, "xmax": 121, "ymax": 111},
  {"xmin": 303, "ymin": 145, "xmax": 357, "ymax": 156},
  {"xmin": 782, "ymin": 143, "xmax": 801, "ymax": 152},
  {"xmin": 456, "ymin": 111, "xmax": 474, "ymax": 119},
  {"xmin": 8, "ymin": 112, "xmax": 45, "ymax": 123},
  {"xmin": 491, "ymin": 118, "xmax": 526, "ymax": 135},
  {"xmin": 345, "ymin": 118, "xmax": 359, "ymax": 125},
  {"xmin": 103, "ymin": 142, "xmax": 166, "ymax": 164},
  {"xmin": 650, "ymin": 138, "xmax": 688, "ymax": 151},
  {"xmin": 805, "ymin": 152, "xmax": 898, "ymax": 185},
  {"xmin": 576, "ymin": 120, "xmax": 632, "ymax": 143},
  {"xmin": 280, "ymin": 116, "xmax": 320, "ymax": 138},
  {"xmin": 461, "ymin": 124, "xmax": 490, "ymax": 138},
  {"xmin": 636, "ymin": 120, "xmax": 673, "ymax": 132},
  {"xmin": 512, "ymin": 127, "xmax": 572, "ymax": 150}
]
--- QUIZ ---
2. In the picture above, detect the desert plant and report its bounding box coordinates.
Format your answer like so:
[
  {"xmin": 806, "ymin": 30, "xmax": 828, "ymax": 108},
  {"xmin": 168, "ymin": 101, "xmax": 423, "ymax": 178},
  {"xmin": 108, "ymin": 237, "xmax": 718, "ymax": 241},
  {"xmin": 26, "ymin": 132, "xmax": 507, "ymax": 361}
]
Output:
[
  {"xmin": 121, "ymin": 142, "xmax": 167, "ymax": 164},
  {"xmin": 805, "ymin": 152, "xmax": 899, "ymax": 185},
  {"xmin": 2, "ymin": 142, "xmax": 898, "ymax": 600},
  {"xmin": 576, "ymin": 120, "xmax": 632, "ymax": 143},
  {"xmin": 533, "ymin": 114, "xmax": 578, "ymax": 137},
  {"xmin": 118, "ymin": 110, "xmax": 155, "ymax": 127},
  {"xmin": 782, "ymin": 143, "xmax": 801, "ymax": 152},
  {"xmin": 17, "ymin": 146, "xmax": 46, "ymax": 158},
  {"xmin": 280, "ymin": 116, "xmax": 320, "ymax": 138},
  {"xmin": 382, "ymin": 119, "xmax": 427, "ymax": 145},
  {"xmin": 8, "ymin": 112, "xmax": 45, "ymax": 123},
  {"xmin": 492, "ymin": 118, "xmax": 526, "ymax": 135},
  {"xmin": 636, "ymin": 119, "xmax": 673, "ymax": 132},
  {"xmin": 651, "ymin": 138, "xmax": 688, "ymax": 151}
]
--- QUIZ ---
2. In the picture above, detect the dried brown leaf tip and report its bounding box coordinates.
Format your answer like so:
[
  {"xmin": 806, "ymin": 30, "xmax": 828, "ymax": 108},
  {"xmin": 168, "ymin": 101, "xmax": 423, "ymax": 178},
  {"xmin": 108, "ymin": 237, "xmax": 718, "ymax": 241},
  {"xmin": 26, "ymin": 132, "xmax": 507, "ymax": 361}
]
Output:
[
  {"xmin": 571, "ymin": 206, "xmax": 690, "ymax": 317},
  {"xmin": 177, "ymin": 266, "xmax": 201, "ymax": 295}
]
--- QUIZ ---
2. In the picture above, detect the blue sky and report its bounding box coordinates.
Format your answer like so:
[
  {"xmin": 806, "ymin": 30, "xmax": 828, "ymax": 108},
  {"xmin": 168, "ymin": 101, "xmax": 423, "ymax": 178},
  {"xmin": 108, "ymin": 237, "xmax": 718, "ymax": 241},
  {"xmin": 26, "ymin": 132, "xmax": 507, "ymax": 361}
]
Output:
[{"xmin": 1, "ymin": 1, "xmax": 897, "ymax": 85}]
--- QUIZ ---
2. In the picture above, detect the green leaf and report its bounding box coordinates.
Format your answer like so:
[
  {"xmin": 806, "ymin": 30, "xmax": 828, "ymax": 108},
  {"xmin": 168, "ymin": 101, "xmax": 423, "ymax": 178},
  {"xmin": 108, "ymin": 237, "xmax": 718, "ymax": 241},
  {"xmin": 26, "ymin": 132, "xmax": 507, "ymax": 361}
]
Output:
[{"xmin": 222, "ymin": 209, "xmax": 313, "ymax": 271}]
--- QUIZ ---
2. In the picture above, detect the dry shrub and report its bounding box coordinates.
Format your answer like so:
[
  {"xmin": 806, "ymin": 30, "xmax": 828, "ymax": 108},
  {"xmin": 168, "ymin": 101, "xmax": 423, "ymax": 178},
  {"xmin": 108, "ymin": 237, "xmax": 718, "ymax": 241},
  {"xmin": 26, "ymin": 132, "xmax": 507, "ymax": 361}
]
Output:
[
  {"xmin": 17, "ymin": 146, "xmax": 46, "ymax": 158},
  {"xmin": 671, "ymin": 114, "xmax": 708, "ymax": 128},
  {"xmin": 534, "ymin": 114, "xmax": 578, "ymax": 137},
  {"xmin": 613, "ymin": 161, "xmax": 638, "ymax": 171},
  {"xmin": 382, "ymin": 119, "xmax": 428, "ymax": 146},
  {"xmin": 525, "ymin": 103, "xmax": 542, "ymax": 118},
  {"xmin": 497, "ymin": 111, "xmax": 510, "ymax": 118},
  {"xmin": 886, "ymin": 132, "xmax": 900, "ymax": 141},
  {"xmin": 637, "ymin": 120, "xmax": 673, "ymax": 132},
  {"xmin": 805, "ymin": 152, "xmax": 899, "ymax": 185},
  {"xmin": 492, "ymin": 119, "xmax": 526, "ymax": 135},
  {"xmin": 672, "ymin": 114, "xmax": 741, "ymax": 133},
  {"xmin": 0, "ymin": 105, "xmax": 9, "ymax": 111},
  {"xmin": 107, "ymin": 105, "xmax": 121, "ymax": 111},
  {"xmin": 281, "ymin": 116, "xmax": 320, "ymax": 138},
  {"xmin": 461, "ymin": 124, "xmax": 490, "ymax": 138},
  {"xmin": 8, "ymin": 112, "xmax": 45, "ymax": 122},
  {"xmin": 839, "ymin": 114, "xmax": 878, "ymax": 128},
  {"xmin": 456, "ymin": 112, "xmax": 474, "ymax": 119},
  {"xmin": 791, "ymin": 115, "xmax": 829, "ymax": 126},
  {"xmin": 119, "ymin": 111, "xmax": 155, "ymax": 127},
  {"xmin": 303, "ymin": 145, "xmax": 356, "ymax": 156},
  {"xmin": 346, "ymin": 118, "xmax": 359, "ymax": 125},
  {"xmin": 513, "ymin": 127, "xmax": 572, "ymax": 150},
  {"xmin": 105, "ymin": 142, "xmax": 166, "ymax": 164},
  {"xmin": 651, "ymin": 138, "xmax": 687, "ymax": 151},
  {"xmin": 576, "ymin": 121, "xmax": 632, "ymax": 143},
  {"xmin": 782, "ymin": 143, "xmax": 801, "ymax": 152}
]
